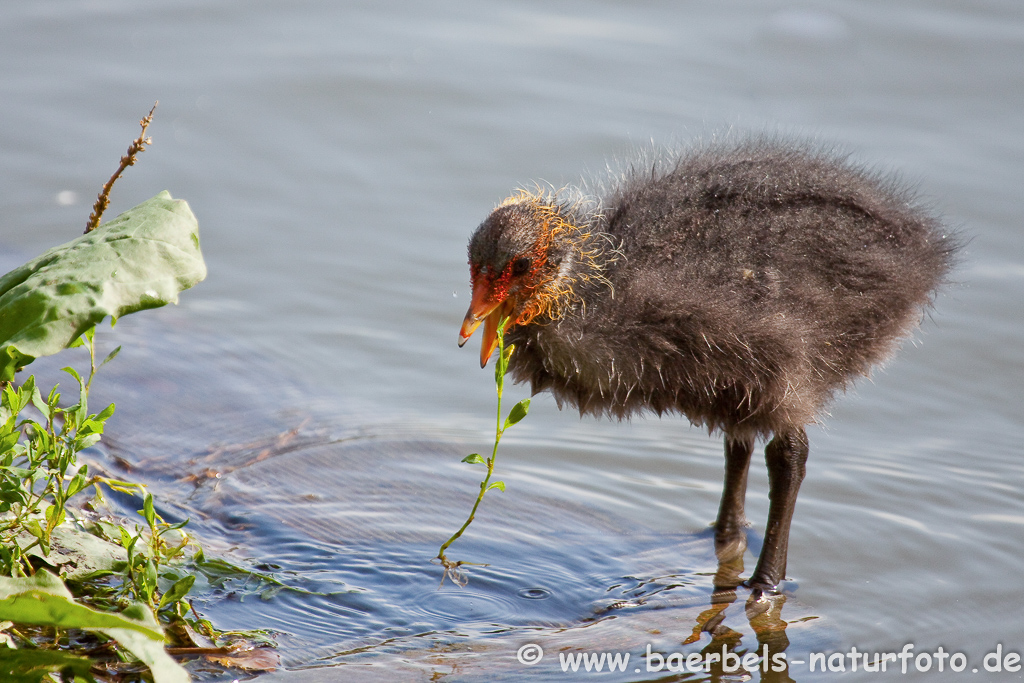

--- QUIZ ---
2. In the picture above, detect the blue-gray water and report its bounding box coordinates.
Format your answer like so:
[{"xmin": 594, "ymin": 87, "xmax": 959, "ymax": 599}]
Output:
[{"xmin": 2, "ymin": 2, "xmax": 1022, "ymax": 681}]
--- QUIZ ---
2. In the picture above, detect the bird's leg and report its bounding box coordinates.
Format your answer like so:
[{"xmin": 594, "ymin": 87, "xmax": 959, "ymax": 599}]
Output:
[
  {"xmin": 747, "ymin": 428, "xmax": 809, "ymax": 597},
  {"xmin": 714, "ymin": 434, "xmax": 754, "ymax": 561},
  {"xmin": 682, "ymin": 437, "xmax": 754, "ymax": 646}
]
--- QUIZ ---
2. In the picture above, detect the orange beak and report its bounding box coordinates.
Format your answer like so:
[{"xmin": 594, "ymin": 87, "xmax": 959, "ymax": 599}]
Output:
[{"xmin": 458, "ymin": 279, "xmax": 514, "ymax": 367}]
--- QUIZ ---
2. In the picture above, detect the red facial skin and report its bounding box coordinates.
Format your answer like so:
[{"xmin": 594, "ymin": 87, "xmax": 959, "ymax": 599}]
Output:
[
  {"xmin": 459, "ymin": 249, "xmax": 549, "ymax": 367},
  {"xmin": 460, "ymin": 198, "xmax": 570, "ymax": 366}
]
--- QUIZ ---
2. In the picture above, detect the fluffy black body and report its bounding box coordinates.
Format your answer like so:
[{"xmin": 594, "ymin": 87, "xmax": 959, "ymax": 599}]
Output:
[
  {"xmin": 506, "ymin": 140, "xmax": 955, "ymax": 437},
  {"xmin": 464, "ymin": 138, "xmax": 957, "ymax": 593}
]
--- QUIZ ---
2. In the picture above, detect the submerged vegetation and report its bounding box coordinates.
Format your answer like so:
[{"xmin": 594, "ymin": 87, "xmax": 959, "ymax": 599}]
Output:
[
  {"xmin": 436, "ymin": 321, "xmax": 530, "ymax": 587},
  {"xmin": 0, "ymin": 109, "xmax": 272, "ymax": 682}
]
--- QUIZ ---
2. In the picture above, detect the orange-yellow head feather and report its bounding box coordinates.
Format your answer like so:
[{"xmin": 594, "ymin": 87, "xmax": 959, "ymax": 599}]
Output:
[{"xmin": 459, "ymin": 187, "xmax": 609, "ymax": 366}]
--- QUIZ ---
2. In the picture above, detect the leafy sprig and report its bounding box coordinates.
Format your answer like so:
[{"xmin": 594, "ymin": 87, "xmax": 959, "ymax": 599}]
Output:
[{"xmin": 436, "ymin": 318, "xmax": 530, "ymax": 586}]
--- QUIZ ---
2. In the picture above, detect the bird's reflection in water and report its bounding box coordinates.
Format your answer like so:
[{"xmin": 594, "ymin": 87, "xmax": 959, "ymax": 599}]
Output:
[{"xmin": 679, "ymin": 532, "xmax": 797, "ymax": 683}]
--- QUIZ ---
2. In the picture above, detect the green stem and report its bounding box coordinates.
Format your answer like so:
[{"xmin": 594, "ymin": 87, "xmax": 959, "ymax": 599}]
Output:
[
  {"xmin": 437, "ymin": 365, "xmax": 505, "ymax": 563},
  {"xmin": 436, "ymin": 320, "xmax": 513, "ymax": 573},
  {"xmin": 85, "ymin": 331, "xmax": 96, "ymax": 395}
]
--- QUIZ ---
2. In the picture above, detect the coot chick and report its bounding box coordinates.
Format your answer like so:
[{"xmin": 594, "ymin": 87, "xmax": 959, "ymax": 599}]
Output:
[{"xmin": 458, "ymin": 138, "xmax": 957, "ymax": 594}]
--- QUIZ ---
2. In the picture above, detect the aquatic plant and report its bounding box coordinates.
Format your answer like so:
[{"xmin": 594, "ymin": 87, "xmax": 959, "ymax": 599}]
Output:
[
  {"xmin": 0, "ymin": 209, "xmax": 203, "ymax": 680},
  {"xmin": 436, "ymin": 320, "xmax": 530, "ymax": 586},
  {"xmin": 0, "ymin": 108, "xmax": 210, "ymax": 682}
]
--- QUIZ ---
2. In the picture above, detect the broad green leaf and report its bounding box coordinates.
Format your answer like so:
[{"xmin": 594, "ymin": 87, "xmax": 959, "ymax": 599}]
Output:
[
  {"xmin": 0, "ymin": 192, "xmax": 206, "ymax": 381},
  {"xmin": 487, "ymin": 481, "xmax": 505, "ymax": 492},
  {"xmin": 22, "ymin": 522, "xmax": 127, "ymax": 580},
  {"xmin": 99, "ymin": 603, "xmax": 190, "ymax": 683},
  {"xmin": 503, "ymin": 398, "xmax": 531, "ymax": 430},
  {"xmin": 0, "ymin": 648, "xmax": 96, "ymax": 683},
  {"xmin": 0, "ymin": 573, "xmax": 188, "ymax": 682},
  {"xmin": 461, "ymin": 453, "xmax": 485, "ymax": 465},
  {"xmin": 0, "ymin": 570, "xmax": 162, "ymax": 640}
]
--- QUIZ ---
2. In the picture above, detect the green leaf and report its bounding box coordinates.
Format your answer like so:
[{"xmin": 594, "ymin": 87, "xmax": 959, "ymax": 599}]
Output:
[
  {"xmin": 45, "ymin": 503, "xmax": 65, "ymax": 530},
  {"xmin": 0, "ymin": 430, "xmax": 18, "ymax": 453},
  {"xmin": 99, "ymin": 345, "xmax": 121, "ymax": 369},
  {"xmin": 503, "ymin": 398, "xmax": 531, "ymax": 429},
  {"xmin": 2, "ymin": 465, "xmax": 32, "ymax": 480},
  {"xmin": 61, "ymin": 366, "xmax": 83, "ymax": 387},
  {"xmin": 461, "ymin": 453, "xmax": 485, "ymax": 465},
  {"xmin": 0, "ymin": 648, "xmax": 97, "ymax": 683},
  {"xmin": 0, "ymin": 192, "xmax": 206, "ymax": 381},
  {"xmin": 24, "ymin": 519, "xmax": 44, "ymax": 542},
  {"xmin": 2, "ymin": 383, "xmax": 17, "ymax": 414},
  {"xmin": 78, "ymin": 418, "xmax": 103, "ymax": 436},
  {"xmin": 28, "ymin": 386, "xmax": 48, "ymax": 420},
  {"xmin": 62, "ymin": 366, "xmax": 88, "ymax": 426},
  {"xmin": 65, "ymin": 471, "xmax": 88, "ymax": 499},
  {"xmin": 14, "ymin": 376, "xmax": 35, "ymax": 413},
  {"xmin": 142, "ymin": 493, "xmax": 156, "ymax": 527},
  {"xmin": 118, "ymin": 527, "xmax": 137, "ymax": 553},
  {"xmin": 94, "ymin": 402, "xmax": 116, "ymax": 422},
  {"xmin": 487, "ymin": 481, "xmax": 506, "ymax": 492},
  {"xmin": 157, "ymin": 575, "xmax": 195, "ymax": 611},
  {"xmin": 24, "ymin": 522, "xmax": 127, "ymax": 581},
  {"xmin": 0, "ymin": 571, "xmax": 163, "ymax": 639},
  {"xmin": 98, "ymin": 477, "xmax": 144, "ymax": 495},
  {"xmin": 143, "ymin": 560, "xmax": 158, "ymax": 601},
  {"xmin": 99, "ymin": 603, "xmax": 190, "ymax": 683},
  {"xmin": 74, "ymin": 433, "xmax": 102, "ymax": 450}
]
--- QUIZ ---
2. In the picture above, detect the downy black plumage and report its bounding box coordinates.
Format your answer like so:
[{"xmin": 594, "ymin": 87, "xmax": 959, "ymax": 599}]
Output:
[{"xmin": 459, "ymin": 137, "xmax": 958, "ymax": 594}]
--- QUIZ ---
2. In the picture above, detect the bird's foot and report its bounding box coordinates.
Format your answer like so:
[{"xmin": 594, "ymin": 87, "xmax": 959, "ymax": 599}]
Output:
[{"xmin": 741, "ymin": 577, "xmax": 781, "ymax": 603}]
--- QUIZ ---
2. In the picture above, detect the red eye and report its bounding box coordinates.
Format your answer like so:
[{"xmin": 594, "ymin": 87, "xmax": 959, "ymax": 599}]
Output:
[{"xmin": 511, "ymin": 257, "xmax": 531, "ymax": 276}]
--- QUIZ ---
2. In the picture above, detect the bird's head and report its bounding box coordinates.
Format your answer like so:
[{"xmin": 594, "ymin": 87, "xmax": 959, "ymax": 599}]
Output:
[{"xmin": 459, "ymin": 189, "xmax": 604, "ymax": 367}]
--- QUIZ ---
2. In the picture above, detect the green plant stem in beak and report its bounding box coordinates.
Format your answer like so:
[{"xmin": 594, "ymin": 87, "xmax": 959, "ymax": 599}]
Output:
[{"xmin": 436, "ymin": 317, "xmax": 530, "ymax": 587}]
